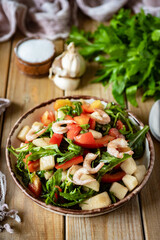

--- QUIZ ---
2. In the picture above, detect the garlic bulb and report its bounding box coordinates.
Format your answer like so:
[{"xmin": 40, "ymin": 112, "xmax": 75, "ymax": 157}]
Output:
[
  {"xmin": 53, "ymin": 74, "xmax": 80, "ymax": 90},
  {"xmin": 49, "ymin": 42, "xmax": 86, "ymax": 79},
  {"xmin": 61, "ymin": 42, "xmax": 86, "ymax": 78}
]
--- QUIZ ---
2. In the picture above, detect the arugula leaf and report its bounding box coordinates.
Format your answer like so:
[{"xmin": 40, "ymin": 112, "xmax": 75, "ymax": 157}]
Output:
[
  {"xmin": 80, "ymin": 124, "xmax": 90, "ymax": 130},
  {"xmin": 127, "ymin": 125, "xmax": 149, "ymax": 159},
  {"xmin": 58, "ymin": 101, "xmax": 82, "ymax": 117},
  {"xmin": 98, "ymin": 152, "xmax": 130, "ymax": 180}
]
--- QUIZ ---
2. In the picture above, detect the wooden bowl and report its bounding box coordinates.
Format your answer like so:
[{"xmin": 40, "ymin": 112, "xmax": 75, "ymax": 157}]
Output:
[
  {"xmin": 14, "ymin": 37, "xmax": 55, "ymax": 77},
  {"xmin": 6, "ymin": 96, "xmax": 155, "ymax": 217}
]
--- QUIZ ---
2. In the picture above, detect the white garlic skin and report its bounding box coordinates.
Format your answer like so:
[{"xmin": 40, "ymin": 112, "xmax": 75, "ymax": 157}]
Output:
[
  {"xmin": 61, "ymin": 42, "xmax": 86, "ymax": 78},
  {"xmin": 53, "ymin": 74, "xmax": 80, "ymax": 90}
]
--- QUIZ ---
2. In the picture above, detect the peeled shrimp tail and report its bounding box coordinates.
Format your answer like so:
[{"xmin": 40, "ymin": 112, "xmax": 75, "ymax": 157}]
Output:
[
  {"xmin": 107, "ymin": 138, "xmax": 134, "ymax": 159},
  {"xmin": 26, "ymin": 126, "xmax": 49, "ymax": 141},
  {"xmin": 83, "ymin": 153, "xmax": 104, "ymax": 174},
  {"xmin": 73, "ymin": 168, "xmax": 96, "ymax": 185},
  {"xmin": 52, "ymin": 120, "xmax": 75, "ymax": 134},
  {"xmin": 90, "ymin": 109, "xmax": 110, "ymax": 125}
]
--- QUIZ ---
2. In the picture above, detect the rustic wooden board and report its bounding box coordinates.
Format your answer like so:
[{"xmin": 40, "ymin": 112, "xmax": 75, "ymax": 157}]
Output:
[
  {"xmin": 128, "ymin": 94, "xmax": 160, "ymax": 240},
  {"xmin": 0, "ymin": 33, "xmax": 64, "ymax": 240},
  {"xmin": 65, "ymin": 15, "xmax": 144, "ymax": 240},
  {"xmin": 0, "ymin": 13, "xmax": 159, "ymax": 240}
]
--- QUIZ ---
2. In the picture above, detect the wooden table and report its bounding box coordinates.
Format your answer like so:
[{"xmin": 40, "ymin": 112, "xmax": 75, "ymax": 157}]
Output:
[{"xmin": 0, "ymin": 14, "xmax": 160, "ymax": 240}]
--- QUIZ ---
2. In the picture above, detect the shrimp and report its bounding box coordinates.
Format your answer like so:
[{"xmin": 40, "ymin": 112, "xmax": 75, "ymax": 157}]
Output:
[
  {"xmin": 90, "ymin": 109, "xmax": 110, "ymax": 125},
  {"xmin": 83, "ymin": 153, "xmax": 104, "ymax": 174},
  {"xmin": 52, "ymin": 120, "xmax": 75, "ymax": 134},
  {"xmin": 72, "ymin": 167, "xmax": 96, "ymax": 186},
  {"xmin": 26, "ymin": 126, "xmax": 49, "ymax": 141},
  {"xmin": 107, "ymin": 138, "xmax": 134, "ymax": 158}
]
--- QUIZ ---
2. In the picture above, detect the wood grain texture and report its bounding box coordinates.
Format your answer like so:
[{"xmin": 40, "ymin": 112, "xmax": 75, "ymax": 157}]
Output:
[
  {"xmin": 0, "ymin": 40, "xmax": 11, "ymax": 98},
  {"xmin": 0, "ymin": 33, "xmax": 64, "ymax": 240},
  {"xmin": 65, "ymin": 15, "xmax": 144, "ymax": 240},
  {"xmin": 128, "ymin": 93, "xmax": 160, "ymax": 240}
]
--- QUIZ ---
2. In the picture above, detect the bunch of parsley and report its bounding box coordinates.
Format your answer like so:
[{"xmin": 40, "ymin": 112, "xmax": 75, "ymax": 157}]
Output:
[{"xmin": 67, "ymin": 9, "xmax": 160, "ymax": 107}]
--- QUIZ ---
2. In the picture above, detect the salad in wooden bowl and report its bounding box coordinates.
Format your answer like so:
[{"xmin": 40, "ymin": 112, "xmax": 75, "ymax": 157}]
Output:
[{"xmin": 6, "ymin": 96, "xmax": 155, "ymax": 216}]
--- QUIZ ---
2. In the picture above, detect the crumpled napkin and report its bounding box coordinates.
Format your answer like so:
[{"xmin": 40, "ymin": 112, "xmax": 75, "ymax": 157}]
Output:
[
  {"xmin": 0, "ymin": 98, "xmax": 21, "ymax": 233},
  {"xmin": 1, "ymin": 0, "xmax": 160, "ymax": 43},
  {"xmin": 0, "ymin": 172, "xmax": 21, "ymax": 234}
]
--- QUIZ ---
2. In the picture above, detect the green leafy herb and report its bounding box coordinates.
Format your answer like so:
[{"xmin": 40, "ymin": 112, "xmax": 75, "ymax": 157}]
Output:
[
  {"xmin": 67, "ymin": 9, "xmax": 160, "ymax": 106},
  {"xmin": 58, "ymin": 101, "xmax": 82, "ymax": 117},
  {"xmin": 128, "ymin": 125, "xmax": 149, "ymax": 159},
  {"xmin": 98, "ymin": 152, "xmax": 130, "ymax": 180},
  {"xmin": 80, "ymin": 124, "xmax": 90, "ymax": 130}
]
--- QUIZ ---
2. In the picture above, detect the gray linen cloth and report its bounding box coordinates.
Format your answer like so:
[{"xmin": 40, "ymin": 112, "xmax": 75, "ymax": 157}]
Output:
[{"xmin": 0, "ymin": 0, "xmax": 160, "ymax": 42}]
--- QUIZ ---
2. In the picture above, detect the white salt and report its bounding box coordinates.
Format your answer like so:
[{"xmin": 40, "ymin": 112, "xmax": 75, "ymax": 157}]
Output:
[{"xmin": 17, "ymin": 39, "xmax": 55, "ymax": 63}]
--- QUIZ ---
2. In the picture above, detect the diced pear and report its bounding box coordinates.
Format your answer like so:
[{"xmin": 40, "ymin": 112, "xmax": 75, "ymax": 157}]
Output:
[
  {"xmin": 133, "ymin": 165, "xmax": 146, "ymax": 184},
  {"xmin": 110, "ymin": 182, "xmax": 128, "ymax": 200},
  {"xmin": 40, "ymin": 155, "xmax": 55, "ymax": 171},
  {"xmin": 89, "ymin": 129, "xmax": 102, "ymax": 139},
  {"xmin": 122, "ymin": 174, "xmax": 138, "ymax": 191},
  {"xmin": 32, "ymin": 137, "xmax": 50, "ymax": 147},
  {"xmin": 44, "ymin": 171, "xmax": 53, "ymax": 180},
  {"xmin": 57, "ymin": 110, "xmax": 65, "ymax": 119},
  {"xmin": 43, "ymin": 137, "xmax": 51, "ymax": 145},
  {"xmin": 68, "ymin": 165, "xmax": 82, "ymax": 175},
  {"xmin": 80, "ymin": 192, "xmax": 111, "ymax": 210},
  {"xmin": 81, "ymin": 174, "xmax": 100, "ymax": 192},
  {"xmin": 17, "ymin": 125, "xmax": 30, "ymax": 142},
  {"xmin": 62, "ymin": 170, "xmax": 67, "ymax": 182},
  {"xmin": 31, "ymin": 121, "xmax": 44, "ymax": 131},
  {"xmin": 120, "ymin": 157, "xmax": 137, "ymax": 175}
]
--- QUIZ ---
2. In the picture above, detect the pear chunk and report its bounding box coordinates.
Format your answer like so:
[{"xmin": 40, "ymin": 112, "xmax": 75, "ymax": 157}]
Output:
[
  {"xmin": 120, "ymin": 157, "xmax": 137, "ymax": 175},
  {"xmin": 133, "ymin": 165, "xmax": 146, "ymax": 184},
  {"xmin": 80, "ymin": 192, "xmax": 111, "ymax": 210},
  {"xmin": 110, "ymin": 182, "xmax": 128, "ymax": 200},
  {"xmin": 122, "ymin": 174, "xmax": 138, "ymax": 191},
  {"xmin": 17, "ymin": 125, "xmax": 30, "ymax": 142}
]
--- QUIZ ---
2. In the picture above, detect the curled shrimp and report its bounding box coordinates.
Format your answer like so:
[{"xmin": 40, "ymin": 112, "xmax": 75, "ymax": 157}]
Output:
[
  {"xmin": 72, "ymin": 167, "xmax": 96, "ymax": 186},
  {"xmin": 107, "ymin": 138, "xmax": 134, "ymax": 158},
  {"xmin": 90, "ymin": 109, "xmax": 110, "ymax": 125},
  {"xmin": 83, "ymin": 153, "xmax": 104, "ymax": 174},
  {"xmin": 26, "ymin": 126, "xmax": 49, "ymax": 141},
  {"xmin": 52, "ymin": 120, "xmax": 75, "ymax": 134}
]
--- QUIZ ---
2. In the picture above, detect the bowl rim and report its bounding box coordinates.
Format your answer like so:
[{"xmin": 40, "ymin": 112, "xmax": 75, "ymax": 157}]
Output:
[
  {"xmin": 14, "ymin": 37, "xmax": 55, "ymax": 66},
  {"xmin": 6, "ymin": 95, "xmax": 155, "ymax": 216}
]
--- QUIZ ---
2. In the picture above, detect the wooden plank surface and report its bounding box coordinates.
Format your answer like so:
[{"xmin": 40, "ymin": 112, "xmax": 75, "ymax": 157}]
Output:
[
  {"xmin": 128, "ymin": 94, "xmax": 160, "ymax": 240},
  {"xmin": 0, "ymin": 33, "xmax": 64, "ymax": 240},
  {"xmin": 0, "ymin": 13, "xmax": 159, "ymax": 240}
]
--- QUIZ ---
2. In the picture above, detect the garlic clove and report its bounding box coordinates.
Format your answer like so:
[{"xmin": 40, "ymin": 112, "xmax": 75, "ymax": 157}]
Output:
[
  {"xmin": 49, "ymin": 52, "xmax": 69, "ymax": 78},
  {"xmin": 61, "ymin": 42, "xmax": 86, "ymax": 78},
  {"xmin": 52, "ymin": 74, "xmax": 80, "ymax": 90}
]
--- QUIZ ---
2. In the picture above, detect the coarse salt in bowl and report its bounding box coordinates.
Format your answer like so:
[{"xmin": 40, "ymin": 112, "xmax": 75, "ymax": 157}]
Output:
[{"xmin": 14, "ymin": 37, "xmax": 55, "ymax": 77}]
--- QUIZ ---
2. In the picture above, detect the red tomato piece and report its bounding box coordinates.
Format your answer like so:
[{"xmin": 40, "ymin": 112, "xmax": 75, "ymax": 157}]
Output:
[
  {"xmin": 50, "ymin": 133, "xmax": 63, "ymax": 146},
  {"xmin": 41, "ymin": 110, "xmax": 55, "ymax": 126},
  {"xmin": 74, "ymin": 132, "xmax": 96, "ymax": 148},
  {"xmin": 109, "ymin": 128, "xmax": 122, "ymax": 139},
  {"xmin": 28, "ymin": 175, "xmax": 42, "ymax": 197},
  {"xmin": 55, "ymin": 155, "xmax": 83, "ymax": 170},
  {"xmin": 28, "ymin": 159, "xmax": 40, "ymax": 173},
  {"xmin": 67, "ymin": 124, "xmax": 81, "ymax": 140},
  {"xmin": 74, "ymin": 113, "xmax": 90, "ymax": 125},
  {"xmin": 116, "ymin": 120, "xmax": 124, "ymax": 130},
  {"xmin": 65, "ymin": 115, "xmax": 74, "ymax": 120},
  {"xmin": 113, "ymin": 163, "xmax": 121, "ymax": 170},
  {"xmin": 74, "ymin": 132, "xmax": 115, "ymax": 148},
  {"xmin": 82, "ymin": 103, "xmax": 94, "ymax": 113},
  {"xmin": 101, "ymin": 171, "xmax": 126, "ymax": 183},
  {"xmin": 89, "ymin": 118, "xmax": 96, "ymax": 130}
]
